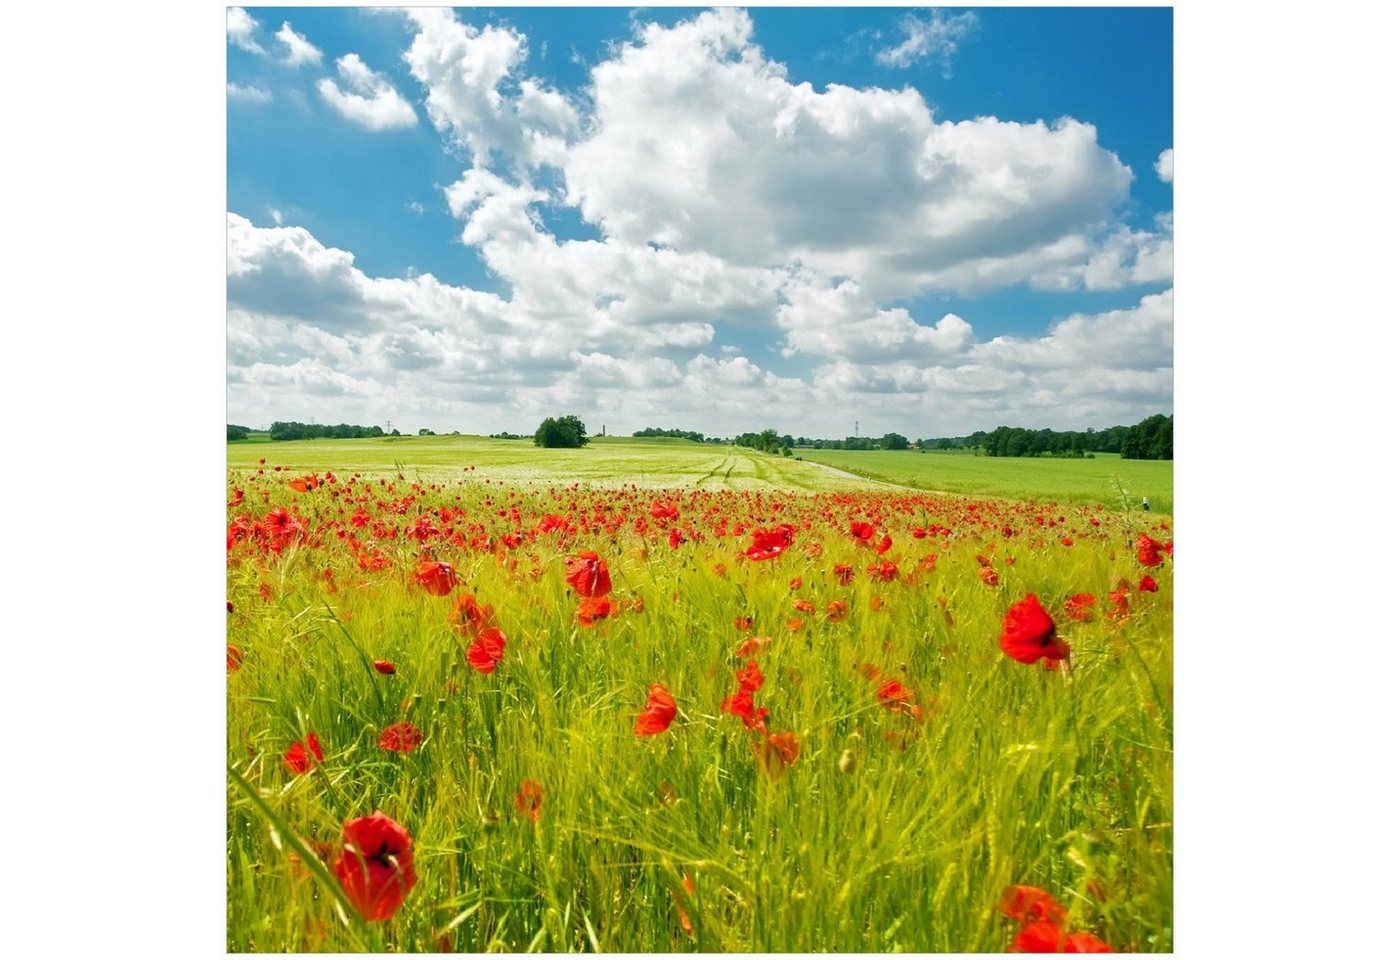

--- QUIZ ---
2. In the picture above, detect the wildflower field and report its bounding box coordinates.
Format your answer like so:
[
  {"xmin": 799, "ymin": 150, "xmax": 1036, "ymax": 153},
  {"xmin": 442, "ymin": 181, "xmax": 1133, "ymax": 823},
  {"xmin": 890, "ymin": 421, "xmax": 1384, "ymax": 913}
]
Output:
[{"xmin": 226, "ymin": 439, "xmax": 1172, "ymax": 952}]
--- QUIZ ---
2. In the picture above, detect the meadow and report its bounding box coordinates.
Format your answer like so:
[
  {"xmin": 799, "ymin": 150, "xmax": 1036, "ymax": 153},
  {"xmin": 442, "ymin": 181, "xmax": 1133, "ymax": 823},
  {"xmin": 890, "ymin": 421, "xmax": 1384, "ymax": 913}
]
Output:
[
  {"xmin": 797, "ymin": 448, "xmax": 1173, "ymax": 516},
  {"xmin": 227, "ymin": 439, "xmax": 1172, "ymax": 952}
]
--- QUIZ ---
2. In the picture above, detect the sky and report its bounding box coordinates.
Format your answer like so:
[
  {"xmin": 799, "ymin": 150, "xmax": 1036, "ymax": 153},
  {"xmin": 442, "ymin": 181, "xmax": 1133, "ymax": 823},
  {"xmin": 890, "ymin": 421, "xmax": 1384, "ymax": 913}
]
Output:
[{"xmin": 227, "ymin": 5, "xmax": 1173, "ymax": 439}]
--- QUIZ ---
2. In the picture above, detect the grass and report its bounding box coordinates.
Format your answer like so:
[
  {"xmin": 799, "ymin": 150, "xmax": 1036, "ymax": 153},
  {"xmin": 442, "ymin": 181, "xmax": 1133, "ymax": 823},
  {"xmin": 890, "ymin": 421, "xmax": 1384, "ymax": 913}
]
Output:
[
  {"xmin": 797, "ymin": 448, "xmax": 1174, "ymax": 515},
  {"xmin": 227, "ymin": 455, "xmax": 1173, "ymax": 952}
]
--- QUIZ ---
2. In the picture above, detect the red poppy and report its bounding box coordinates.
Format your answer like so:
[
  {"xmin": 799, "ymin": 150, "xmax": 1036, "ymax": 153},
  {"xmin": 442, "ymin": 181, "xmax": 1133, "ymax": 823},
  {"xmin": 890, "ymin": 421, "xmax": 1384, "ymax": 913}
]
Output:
[
  {"xmin": 867, "ymin": 561, "xmax": 898, "ymax": 582},
  {"xmin": 1063, "ymin": 593, "xmax": 1096, "ymax": 622},
  {"xmin": 825, "ymin": 599, "xmax": 848, "ymax": 622},
  {"xmin": 833, "ymin": 563, "xmax": 854, "ymax": 585},
  {"xmin": 449, "ymin": 593, "xmax": 494, "ymax": 636},
  {"xmin": 466, "ymin": 625, "xmax": 507, "ymax": 674},
  {"xmin": 736, "ymin": 659, "xmax": 765, "ymax": 693},
  {"xmin": 514, "ymin": 779, "xmax": 544, "ymax": 822},
  {"xmin": 734, "ymin": 615, "xmax": 754, "ymax": 632},
  {"xmin": 1138, "ymin": 575, "xmax": 1158, "ymax": 592},
  {"xmin": 634, "ymin": 683, "xmax": 677, "ymax": 735},
  {"xmin": 753, "ymin": 730, "xmax": 800, "ymax": 776},
  {"xmin": 850, "ymin": 521, "xmax": 875, "ymax": 542},
  {"xmin": 874, "ymin": 534, "xmax": 893, "ymax": 555},
  {"xmin": 577, "ymin": 595, "xmax": 615, "ymax": 627},
  {"xmin": 745, "ymin": 524, "xmax": 794, "ymax": 561},
  {"xmin": 735, "ymin": 635, "xmax": 771, "ymax": 658},
  {"xmin": 565, "ymin": 550, "xmax": 612, "ymax": 597},
  {"xmin": 876, "ymin": 679, "xmax": 915, "ymax": 709},
  {"xmin": 1000, "ymin": 885, "xmax": 1068, "ymax": 926},
  {"xmin": 673, "ymin": 873, "xmax": 697, "ymax": 938},
  {"xmin": 1136, "ymin": 534, "xmax": 1164, "ymax": 567},
  {"xmin": 788, "ymin": 576, "xmax": 803, "ymax": 591},
  {"xmin": 227, "ymin": 644, "xmax": 244, "ymax": 673},
  {"xmin": 283, "ymin": 732, "xmax": 325, "ymax": 775},
  {"xmin": 414, "ymin": 560, "xmax": 458, "ymax": 596},
  {"xmin": 378, "ymin": 721, "xmax": 423, "ymax": 753},
  {"xmin": 333, "ymin": 811, "xmax": 417, "ymax": 922},
  {"xmin": 1000, "ymin": 594, "xmax": 1070, "ymax": 665},
  {"xmin": 720, "ymin": 689, "xmax": 769, "ymax": 731},
  {"xmin": 1012, "ymin": 921, "xmax": 1112, "ymax": 953},
  {"xmin": 979, "ymin": 566, "xmax": 1000, "ymax": 586},
  {"xmin": 373, "ymin": 659, "xmax": 396, "ymax": 675}
]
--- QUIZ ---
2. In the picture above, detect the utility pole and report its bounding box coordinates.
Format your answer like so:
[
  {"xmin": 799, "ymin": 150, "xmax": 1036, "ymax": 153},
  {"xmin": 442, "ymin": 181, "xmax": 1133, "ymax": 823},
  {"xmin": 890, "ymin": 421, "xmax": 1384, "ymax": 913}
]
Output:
[{"xmin": 855, "ymin": 420, "xmax": 859, "ymax": 438}]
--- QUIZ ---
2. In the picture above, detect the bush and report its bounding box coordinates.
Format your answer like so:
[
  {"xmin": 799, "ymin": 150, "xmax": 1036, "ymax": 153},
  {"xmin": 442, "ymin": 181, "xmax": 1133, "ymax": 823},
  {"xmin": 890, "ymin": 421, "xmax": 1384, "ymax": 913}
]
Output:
[{"xmin": 534, "ymin": 416, "xmax": 589, "ymax": 448}]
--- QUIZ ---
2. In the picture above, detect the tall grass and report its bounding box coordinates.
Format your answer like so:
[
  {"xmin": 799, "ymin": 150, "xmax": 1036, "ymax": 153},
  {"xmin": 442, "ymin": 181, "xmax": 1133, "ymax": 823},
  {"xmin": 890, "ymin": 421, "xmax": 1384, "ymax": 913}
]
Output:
[{"xmin": 227, "ymin": 471, "xmax": 1172, "ymax": 952}]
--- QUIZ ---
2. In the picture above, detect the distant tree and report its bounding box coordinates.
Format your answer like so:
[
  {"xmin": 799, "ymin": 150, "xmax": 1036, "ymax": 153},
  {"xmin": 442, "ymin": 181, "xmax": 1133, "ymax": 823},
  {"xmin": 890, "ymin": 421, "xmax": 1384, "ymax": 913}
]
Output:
[
  {"xmin": 879, "ymin": 432, "xmax": 909, "ymax": 450},
  {"xmin": 227, "ymin": 424, "xmax": 249, "ymax": 441},
  {"xmin": 418, "ymin": 428, "xmax": 435, "ymax": 436},
  {"xmin": 534, "ymin": 415, "xmax": 589, "ymax": 448}
]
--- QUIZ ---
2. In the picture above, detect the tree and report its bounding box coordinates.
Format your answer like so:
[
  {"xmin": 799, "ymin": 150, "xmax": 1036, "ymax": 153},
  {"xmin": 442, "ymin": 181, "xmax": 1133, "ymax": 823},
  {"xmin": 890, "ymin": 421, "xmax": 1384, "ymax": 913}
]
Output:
[
  {"xmin": 879, "ymin": 432, "xmax": 909, "ymax": 450},
  {"xmin": 227, "ymin": 424, "xmax": 249, "ymax": 441},
  {"xmin": 534, "ymin": 415, "xmax": 589, "ymax": 448}
]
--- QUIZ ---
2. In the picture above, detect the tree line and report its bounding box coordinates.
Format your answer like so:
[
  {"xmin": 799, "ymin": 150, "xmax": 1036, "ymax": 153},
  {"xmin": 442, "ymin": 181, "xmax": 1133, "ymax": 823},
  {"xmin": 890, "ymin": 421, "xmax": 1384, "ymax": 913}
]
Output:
[
  {"xmin": 977, "ymin": 415, "xmax": 1171, "ymax": 460},
  {"xmin": 265, "ymin": 421, "xmax": 390, "ymax": 441}
]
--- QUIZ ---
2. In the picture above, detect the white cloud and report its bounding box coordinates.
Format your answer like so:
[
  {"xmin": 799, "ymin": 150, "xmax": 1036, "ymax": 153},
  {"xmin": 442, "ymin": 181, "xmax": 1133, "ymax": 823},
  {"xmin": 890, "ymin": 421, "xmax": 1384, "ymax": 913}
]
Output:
[
  {"xmin": 227, "ymin": 8, "xmax": 264, "ymax": 55},
  {"xmin": 276, "ymin": 22, "xmax": 322, "ymax": 67},
  {"xmin": 1156, "ymin": 147, "xmax": 1174, "ymax": 183},
  {"xmin": 402, "ymin": 9, "xmax": 578, "ymax": 171},
  {"xmin": 226, "ymin": 82, "xmax": 271, "ymax": 104},
  {"xmin": 875, "ymin": 9, "xmax": 978, "ymax": 73},
  {"xmin": 317, "ymin": 54, "xmax": 417, "ymax": 130},
  {"xmin": 562, "ymin": 9, "xmax": 1134, "ymax": 300}
]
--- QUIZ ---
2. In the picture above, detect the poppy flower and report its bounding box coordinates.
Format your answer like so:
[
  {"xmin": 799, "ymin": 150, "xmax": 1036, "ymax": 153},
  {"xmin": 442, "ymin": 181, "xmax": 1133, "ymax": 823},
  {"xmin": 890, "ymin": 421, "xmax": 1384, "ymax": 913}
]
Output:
[
  {"xmin": 736, "ymin": 659, "xmax": 765, "ymax": 693},
  {"xmin": 1000, "ymin": 594, "xmax": 1070, "ymax": 665},
  {"xmin": 514, "ymin": 779, "xmax": 544, "ymax": 822},
  {"xmin": 833, "ymin": 563, "xmax": 854, "ymax": 585},
  {"xmin": 734, "ymin": 615, "xmax": 754, "ymax": 632},
  {"xmin": 333, "ymin": 811, "xmax": 417, "ymax": 922},
  {"xmin": 979, "ymin": 566, "xmax": 1000, "ymax": 586},
  {"xmin": 577, "ymin": 595, "xmax": 615, "ymax": 627},
  {"xmin": 1000, "ymin": 885, "xmax": 1068, "ymax": 926},
  {"xmin": 227, "ymin": 644, "xmax": 244, "ymax": 673},
  {"xmin": 634, "ymin": 683, "xmax": 677, "ymax": 736},
  {"xmin": 825, "ymin": 599, "xmax": 848, "ymax": 623},
  {"xmin": 850, "ymin": 521, "xmax": 875, "ymax": 542},
  {"xmin": 673, "ymin": 873, "xmax": 697, "ymax": 939},
  {"xmin": 373, "ymin": 659, "xmax": 396, "ymax": 675},
  {"xmin": 449, "ymin": 593, "xmax": 494, "ymax": 636},
  {"xmin": 735, "ymin": 635, "xmax": 771, "ymax": 658},
  {"xmin": 1138, "ymin": 575, "xmax": 1158, "ymax": 592},
  {"xmin": 1063, "ymin": 593, "xmax": 1096, "ymax": 622},
  {"xmin": 745, "ymin": 524, "xmax": 794, "ymax": 561},
  {"xmin": 867, "ymin": 561, "xmax": 898, "ymax": 582},
  {"xmin": 873, "ymin": 534, "xmax": 893, "ymax": 555},
  {"xmin": 565, "ymin": 550, "xmax": 612, "ymax": 598},
  {"xmin": 466, "ymin": 625, "xmax": 507, "ymax": 673},
  {"xmin": 876, "ymin": 679, "xmax": 915, "ymax": 709},
  {"xmin": 1136, "ymin": 534, "xmax": 1164, "ymax": 567},
  {"xmin": 791, "ymin": 598, "xmax": 815, "ymax": 614},
  {"xmin": 414, "ymin": 561, "xmax": 458, "ymax": 596},
  {"xmin": 752, "ymin": 730, "xmax": 800, "ymax": 776},
  {"xmin": 283, "ymin": 732, "xmax": 325, "ymax": 775},
  {"xmin": 1012, "ymin": 921, "xmax": 1112, "ymax": 953},
  {"xmin": 378, "ymin": 721, "xmax": 423, "ymax": 753},
  {"xmin": 720, "ymin": 690, "xmax": 769, "ymax": 731}
]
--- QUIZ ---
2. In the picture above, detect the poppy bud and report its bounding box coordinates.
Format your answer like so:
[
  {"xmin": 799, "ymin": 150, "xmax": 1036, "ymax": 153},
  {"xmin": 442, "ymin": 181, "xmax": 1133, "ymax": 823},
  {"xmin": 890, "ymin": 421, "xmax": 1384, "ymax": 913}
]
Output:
[{"xmin": 838, "ymin": 748, "xmax": 857, "ymax": 775}]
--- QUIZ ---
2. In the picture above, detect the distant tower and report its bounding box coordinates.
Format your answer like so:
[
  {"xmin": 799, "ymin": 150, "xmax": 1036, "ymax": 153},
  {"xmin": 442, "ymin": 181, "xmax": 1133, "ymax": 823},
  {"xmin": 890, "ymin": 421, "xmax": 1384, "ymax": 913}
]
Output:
[
  {"xmin": 385, "ymin": 420, "xmax": 393, "ymax": 434},
  {"xmin": 855, "ymin": 420, "xmax": 860, "ymax": 437},
  {"xmin": 602, "ymin": 424, "xmax": 606, "ymax": 437}
]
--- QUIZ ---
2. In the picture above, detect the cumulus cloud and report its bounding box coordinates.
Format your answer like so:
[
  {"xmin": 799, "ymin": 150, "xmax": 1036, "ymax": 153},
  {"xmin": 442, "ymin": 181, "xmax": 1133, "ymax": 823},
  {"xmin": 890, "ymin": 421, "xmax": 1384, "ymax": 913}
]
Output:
[
  {"xmin": 276, "ymin": 22, "xmax": 322, "ymax": 67},
  {"xmin": 561, "ymin": 9, "xmax": 1133, "ymax": 300},
  {"xmin": 1156, "ymin": 147, "xmax": 1174, "ymax": 183},
  {"xmin": 876, "ymin": 9, "xmax": 978, "ymax": 73},
  {"xmin": 227, "ymin": 8, "xmax": 264, "ymax": 55},
  {"xmin": 229, "ymin": 8, "xmax": 1172, "ymax": 435},
  {"xmin": 402, "ymin": 8, "xmax": 578, "ymax": 171},
  {"xmin": 227, "ymin": 82, "xmax": 271, "ymax": 104},
  {"xmin": 317, "ymin": 54, "xmax": 417, "ymax": 130}
]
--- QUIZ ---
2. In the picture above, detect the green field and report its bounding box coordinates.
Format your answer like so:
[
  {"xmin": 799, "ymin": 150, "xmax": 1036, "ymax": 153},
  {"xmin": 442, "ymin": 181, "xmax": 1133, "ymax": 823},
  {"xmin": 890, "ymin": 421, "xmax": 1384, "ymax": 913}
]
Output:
[
  {"xmin": 228, "ymin": 435, "xmax": 873, "ymax": 492},
  {"xmin": 228, "ymin": 456, "xmax": 1173, "ymax": 951},
  {"xmin": 229, "ymin": 436, "xmax": 1172, "ymax": 513},
  {"xmin": 798, "ymin": 448, "xmax": 1173, "ymax": 515}
]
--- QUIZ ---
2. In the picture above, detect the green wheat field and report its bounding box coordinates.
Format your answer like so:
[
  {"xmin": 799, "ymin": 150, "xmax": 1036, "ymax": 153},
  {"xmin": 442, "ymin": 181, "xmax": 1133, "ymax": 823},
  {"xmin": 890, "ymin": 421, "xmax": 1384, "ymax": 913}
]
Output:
[{"xmin": 227, "ymin": 436, "xmax": 1172, "ymax": 952}]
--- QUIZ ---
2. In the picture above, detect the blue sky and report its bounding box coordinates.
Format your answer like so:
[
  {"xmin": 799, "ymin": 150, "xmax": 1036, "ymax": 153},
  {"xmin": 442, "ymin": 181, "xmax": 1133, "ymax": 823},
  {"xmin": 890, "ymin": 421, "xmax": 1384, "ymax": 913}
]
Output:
[{"xmin": 227, "ymin": 6, "xmax": 1173, "ymax": 437}]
